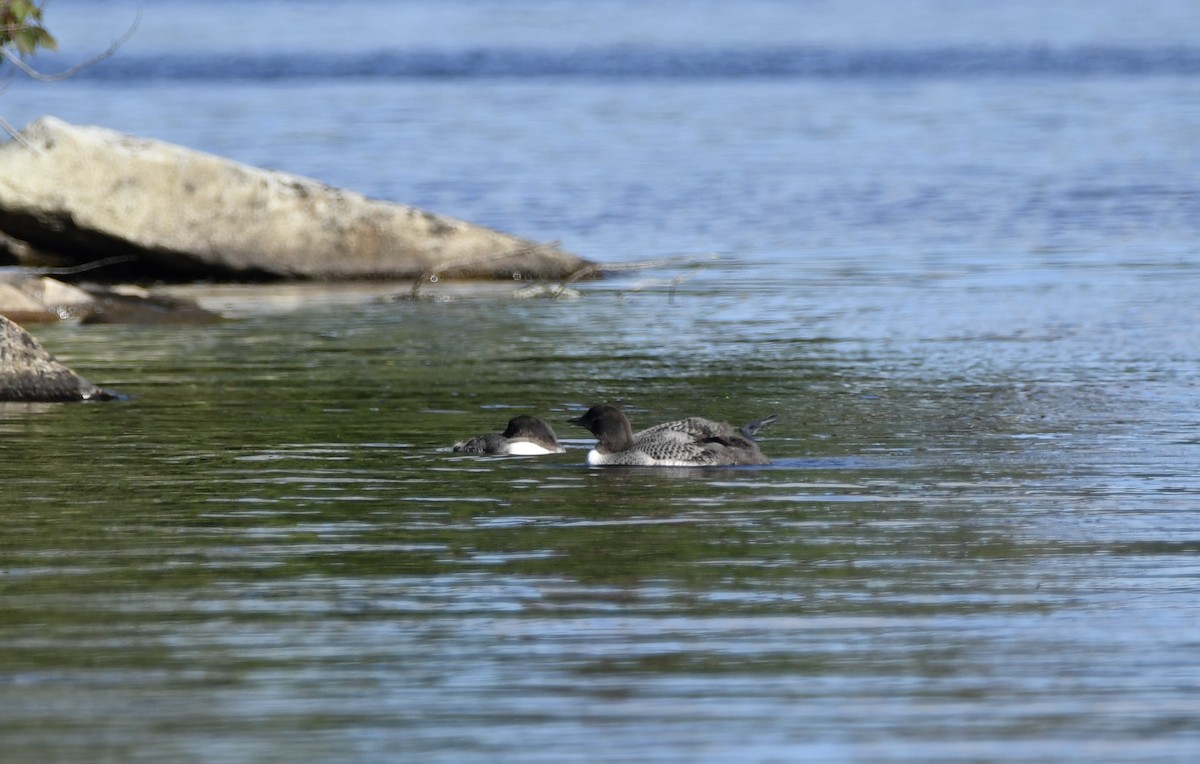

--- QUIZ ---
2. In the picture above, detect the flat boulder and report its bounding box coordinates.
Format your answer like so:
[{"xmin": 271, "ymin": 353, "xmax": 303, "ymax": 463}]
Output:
[
  {"xmin": 0, "ymin": 280, "xmax": 56, "ymax": 324},
  {"xmin": 0, "ymin": 116, "xmax": 590, "ymax": 282},
  {"xmin": 0, "ymin": 315, "xmax": 114, "ymax": 401},
  {"xmin": 0, "ymin": 271, "xmax": 220, "ymax": 325}
]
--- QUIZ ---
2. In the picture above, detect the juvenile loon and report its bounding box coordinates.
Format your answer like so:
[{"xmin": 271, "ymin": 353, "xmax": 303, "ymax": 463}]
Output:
[
  {"xmin": 569, "ymin": 404, "xmax": 778, "ymax": 467},
  {"xmin": 452, "ymin": 415, "xmax": 566, "ymax": 456}
]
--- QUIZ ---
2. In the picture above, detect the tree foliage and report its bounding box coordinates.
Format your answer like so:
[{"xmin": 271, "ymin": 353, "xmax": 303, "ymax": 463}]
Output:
[
  {"xmin": 0, "ymin": 0, "xmax": 134, "ymax": 141},
  {"xmin": 1, "ymin": 1, "xmax": 135, "ymax": 87},
  {"xmin": 0, "ymin": 0, "xmax": 57, "ymax": 59}
]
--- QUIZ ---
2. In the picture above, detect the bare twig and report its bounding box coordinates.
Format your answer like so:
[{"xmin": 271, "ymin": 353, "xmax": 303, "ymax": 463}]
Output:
[
  {"xmin": 4, "ymin": 254, "xmax": 139, "ymax": 276},
  {"xmin": 0, "ymin": 112, "xmax": 35, "ymax": 148},
  {"xmin": 594, "ymin": 252, "xmax": 723, "ymax": 272},
  {"xmin": 402, "ymin": 249, "xmax": 722, "ymax": 302},
  {"xmin": 0, "ymin": 9, "xmax": 140, "ymax": 82},
  {"xmin": 409, "ymin": 242, "xmax": 563, "ymax": 300},
  {"xmin": 557, "ymin": 252, "xmax": 721, "ymax": 300}
]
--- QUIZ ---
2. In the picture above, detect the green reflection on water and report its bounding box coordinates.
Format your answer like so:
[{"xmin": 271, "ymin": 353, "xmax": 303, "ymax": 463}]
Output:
[{"xmin": 2, "ymin": 286, "xmax": 1181, "ymax": 762}]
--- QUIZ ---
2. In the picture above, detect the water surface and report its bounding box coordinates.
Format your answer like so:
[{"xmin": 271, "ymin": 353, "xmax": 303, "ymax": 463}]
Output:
[{"xmin": 2, "ymin": 1, "xmax": 1199, "ymax": 761}]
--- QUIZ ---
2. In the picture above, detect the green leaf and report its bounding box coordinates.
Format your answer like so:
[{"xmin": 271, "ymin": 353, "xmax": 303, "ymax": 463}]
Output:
[
  {"xmin": 1, "ymin": 2, "xmax": 56, "ymax": 54},
  {"xmin": 15, "ymin": 26, "xmax": 39, "ymax": 54},
  {"xmin": 31, "ymin": 25, "xmax": 54, "ymax": 51},
  {"xmin": 10, "ymin": 1, "xmax": 38, "ymax": 24}
]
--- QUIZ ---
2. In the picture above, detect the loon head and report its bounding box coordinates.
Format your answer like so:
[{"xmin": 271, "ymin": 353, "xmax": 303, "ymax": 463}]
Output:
[
  {"xmin": 502, "ymin": 415, "xmax": 560, "ymax": 447},
  {"xmin": 569, "ymin": 404, "xmax": 635, "ymax": 454}
]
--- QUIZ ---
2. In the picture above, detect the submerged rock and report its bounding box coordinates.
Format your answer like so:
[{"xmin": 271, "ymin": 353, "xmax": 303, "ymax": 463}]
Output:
[
  {"xmin": 0, "ymin": 281, "xmax": 56, "ymax": 323},
  {"xmin": 0, "ymin": 315, "xmax": 115, "ymax": 401},
  {"xmin": 18, "ymin": 275, "xmax": 95, "ymax": 312},
  {"xmin": 0, "ymin": 116, "xmax": 592, "ymax": 282},
  {"xmin": 78, "ymin": 287, "xmax": 222, "ymax": 325},
  {"xmin": 0, "ymin": 271, "xmax": 219, "ymax": 324}
]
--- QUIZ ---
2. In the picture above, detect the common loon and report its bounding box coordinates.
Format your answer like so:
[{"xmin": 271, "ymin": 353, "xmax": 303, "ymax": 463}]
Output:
[
  {"xmin": 452, "ymin": 414, "xmax": 566, "ymax": 456},
  {"xmin": 569, "ymin": 404, "xmax": 778, "ymax": 467}
]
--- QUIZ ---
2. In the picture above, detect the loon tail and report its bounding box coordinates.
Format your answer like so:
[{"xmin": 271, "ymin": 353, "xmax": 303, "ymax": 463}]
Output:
[{"xmin": 740, "ymin": 413, "xmax": 779, "ymax": 441}]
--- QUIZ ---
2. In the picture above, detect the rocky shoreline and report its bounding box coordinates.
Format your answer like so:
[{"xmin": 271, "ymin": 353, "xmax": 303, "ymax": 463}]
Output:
[
  {"xmin": 0, "ymin": 116, "xmax": 596, "ymax": 401},
  {"xmin": 0, "ymin": 315, "xmax": 115, "ymax": 402},
  {"xmin": 0, "ymin": 117, "xmax": 591, "ymax": 282}
]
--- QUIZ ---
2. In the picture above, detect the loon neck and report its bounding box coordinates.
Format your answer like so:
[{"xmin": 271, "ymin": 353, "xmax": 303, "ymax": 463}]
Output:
[{"xmin": 593, "ymin": 416, "xmax": 635, "ymax": 454}]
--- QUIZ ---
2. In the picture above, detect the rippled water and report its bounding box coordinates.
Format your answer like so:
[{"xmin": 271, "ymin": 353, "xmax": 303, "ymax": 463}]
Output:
[{"xmin": 3, "ymin": 1, "xmax": 1200, "ymax": 762}]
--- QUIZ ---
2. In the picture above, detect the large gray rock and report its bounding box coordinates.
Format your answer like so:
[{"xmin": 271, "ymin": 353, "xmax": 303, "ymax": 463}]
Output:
[
  {"xmin": 0, "ymin": 116, "xmax": 590, "ymax": 281},
  {"xmin": 0, "ymin": 315, "xmax": 114, "ymax": 401}
]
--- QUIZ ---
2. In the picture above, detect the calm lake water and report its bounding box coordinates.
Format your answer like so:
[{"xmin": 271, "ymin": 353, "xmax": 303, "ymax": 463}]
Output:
[{"xmin": 3, "ymin": 1, "xmax": 1200, "ymax": 761}]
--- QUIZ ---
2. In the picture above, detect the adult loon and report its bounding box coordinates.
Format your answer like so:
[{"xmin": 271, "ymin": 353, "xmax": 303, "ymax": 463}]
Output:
[
  {"xmin": 452, "ymin": 415, "xmax": 566, "ymax": 456},
  {"xmin": 569, "ymin": 404, "xmax": 777, "ymax": 467}
]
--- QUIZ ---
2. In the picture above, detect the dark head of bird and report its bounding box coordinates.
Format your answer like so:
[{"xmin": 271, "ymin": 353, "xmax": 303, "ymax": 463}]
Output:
[
  {"xmin": 502, "ymin": 415, "xmax": 559, "ymax": 444},
  {"xmin": 569, "ymin": 404, "xmax": 635, "ymax": 453}
]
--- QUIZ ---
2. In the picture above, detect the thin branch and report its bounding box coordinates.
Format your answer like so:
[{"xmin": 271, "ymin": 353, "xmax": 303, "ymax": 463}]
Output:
[
  {"xmin": 0, "ymin": 113, "xmax": 35, "ymax": 148},
  {"xmin": 409, "ymin": 242, "xmax": 563, "ymax": 300},
  {"xmin": 14, "ymin": 254, "xmax": 139, "ymax": 275},
  {"xmin": 401, "ymin": 250, "xmax": 721, "ymax": 302},
  {"xmin": 551, "ymin": 252, "xmax": 720, "ymax": 299},
  {"xmin": 594, "ymin": 252, "xmax": 723, "ymax": 272},
  {"xmin": 0, "ymin": 9, "xmax": 140, "ymax": 82}
]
